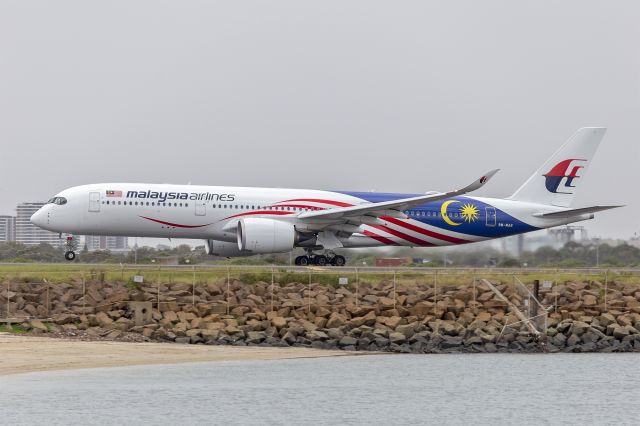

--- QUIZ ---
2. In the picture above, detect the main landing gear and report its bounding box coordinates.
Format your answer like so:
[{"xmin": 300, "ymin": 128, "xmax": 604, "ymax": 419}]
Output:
[
  {"xmin": 64, "ymin": 235, "xmax": 78, "ymax": 262},
  {"xmin": 294, "ymin": 250, "xmax": 346, "ymax": 267}
]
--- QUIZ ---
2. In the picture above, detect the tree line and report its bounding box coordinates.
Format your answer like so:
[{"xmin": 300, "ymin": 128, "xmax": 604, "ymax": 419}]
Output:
[{"xmin": 0, "ymin": 241, "xmax": 638, "ymax": 267}]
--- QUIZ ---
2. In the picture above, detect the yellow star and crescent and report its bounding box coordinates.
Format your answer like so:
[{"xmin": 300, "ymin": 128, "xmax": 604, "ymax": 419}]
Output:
[{"xmin": 440, "ymin": 200, "xmax": 480, "ymax": 226}]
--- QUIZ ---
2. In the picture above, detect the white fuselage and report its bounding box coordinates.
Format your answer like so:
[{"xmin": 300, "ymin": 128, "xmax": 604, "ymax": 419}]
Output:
[{"xmin": 31, "ymin": 183, "xmax": 590, "ymax": 251}]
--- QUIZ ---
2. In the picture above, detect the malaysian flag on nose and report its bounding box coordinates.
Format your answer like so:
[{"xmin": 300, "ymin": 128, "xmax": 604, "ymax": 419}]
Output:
[{"xmin": 106, "ymin": 190, "xmax": 122, "ymax": 197}]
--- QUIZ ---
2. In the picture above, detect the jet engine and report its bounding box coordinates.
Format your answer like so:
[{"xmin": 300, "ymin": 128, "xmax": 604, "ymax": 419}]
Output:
[
  {"xmin": 237, "ymin": 218, "xmax": 296, "ymax": 253},
  {"xmin": 204, "ymin": 239, "xmax": 253, "ymax": 257}
]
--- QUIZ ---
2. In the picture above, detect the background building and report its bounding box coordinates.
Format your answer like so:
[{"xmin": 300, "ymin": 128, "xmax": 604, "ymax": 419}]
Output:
[
  {"xmin": 15, "ymin": 202, "xmax": 61, "ymax": 246},
  {"xmin": 84, "ymin": 235, "xmax": 129, "ymax": 252},
  {"xmin": 0, "ymin": 215, "xmax": 16, "ymax": 242}
]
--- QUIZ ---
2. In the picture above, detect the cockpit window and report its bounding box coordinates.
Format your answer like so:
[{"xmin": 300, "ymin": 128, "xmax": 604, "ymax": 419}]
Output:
[{"xmin": 47, "ymin": 197, "xmax": 67, "ymax": 205}]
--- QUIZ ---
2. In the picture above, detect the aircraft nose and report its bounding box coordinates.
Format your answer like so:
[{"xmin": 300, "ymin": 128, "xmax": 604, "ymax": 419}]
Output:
[{"xmin": 30, "ymin": 207, "xmax": 47, "ymax": 228}]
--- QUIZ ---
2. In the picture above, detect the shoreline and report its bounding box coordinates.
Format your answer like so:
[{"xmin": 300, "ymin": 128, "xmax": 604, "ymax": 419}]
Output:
[{"xmin": 0, "ymin": 333, "xmax": 357, "ymax": 377}]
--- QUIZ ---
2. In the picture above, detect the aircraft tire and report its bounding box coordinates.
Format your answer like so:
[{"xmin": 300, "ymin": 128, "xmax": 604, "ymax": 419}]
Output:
[
  {"xmin": 314, "ymin": 255, "xmax": 327, "ymax": 266},
  {"xmin": 298, "ymin": 256, "xmax": 309, "ymax": 266},
  {"xmin": 332, "ymin": 255, "xmax": 346, "ymax": 266},
  {"xmin": 64, "ymin": 251, "xmax": 76, "ymax": 261}
]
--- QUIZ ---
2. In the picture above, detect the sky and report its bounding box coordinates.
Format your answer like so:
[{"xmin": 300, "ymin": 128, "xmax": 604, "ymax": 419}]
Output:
[{"xmin": 1, "ymin": 1, "xmax": 639, "ymax": 241}]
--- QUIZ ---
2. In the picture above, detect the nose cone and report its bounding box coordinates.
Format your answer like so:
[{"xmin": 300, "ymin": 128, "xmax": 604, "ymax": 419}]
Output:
[{"xmin": 30, "ymin": 207, "xmax": 47, "ymax": 229}]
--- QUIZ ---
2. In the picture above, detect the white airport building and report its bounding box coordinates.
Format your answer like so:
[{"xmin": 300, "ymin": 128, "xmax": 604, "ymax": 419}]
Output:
[
  {"xmin": 0, "ymin": 215, "xmax": 16, "ymax": 242},
  {"xmin": 84, "ymin": 235, "xmax": 129, "ymax": 252}
]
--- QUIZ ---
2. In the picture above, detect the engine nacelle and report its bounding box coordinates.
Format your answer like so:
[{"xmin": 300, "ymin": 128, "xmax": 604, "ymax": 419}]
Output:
[
  {"xmin": 237, "ymin": 218, "xmax": 296, "ymax": 254},
  {"xmin": 204, "ymin": 239, "xmax": 253, "ymax": 257}
]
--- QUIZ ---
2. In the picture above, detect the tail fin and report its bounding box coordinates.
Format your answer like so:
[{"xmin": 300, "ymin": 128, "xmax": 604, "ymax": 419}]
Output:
[{"xmin": 509, "ymin": 127, "xmax": 606, "ymax": 207}]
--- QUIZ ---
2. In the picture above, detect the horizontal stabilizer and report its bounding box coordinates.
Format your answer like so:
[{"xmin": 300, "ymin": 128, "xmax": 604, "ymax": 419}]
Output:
[{"xmin": 533, "ymin": 205, "xmax": 623, "ymax": 219}]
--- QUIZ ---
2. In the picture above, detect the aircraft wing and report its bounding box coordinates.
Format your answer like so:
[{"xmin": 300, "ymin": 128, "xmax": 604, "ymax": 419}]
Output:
[{"xmin": 297, "ymin": 169, "xmax": 499, "ymax": 222}]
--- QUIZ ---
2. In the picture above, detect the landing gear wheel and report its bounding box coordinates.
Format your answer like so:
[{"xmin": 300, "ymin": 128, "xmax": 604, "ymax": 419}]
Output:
[
  {"xmin": 332, "ymin": 255, "xmax": 346, "ymax": 266},
  {"xmin": 314, "ymin": 255, "xmax": 327, "ymax": 266},
  {"xmin": 64, "ymin": 251, "xmax": 76, "ymax": 261},
  {"xmin": 298, "ymin": 256, "xmax": 309, "ymax": 266}
]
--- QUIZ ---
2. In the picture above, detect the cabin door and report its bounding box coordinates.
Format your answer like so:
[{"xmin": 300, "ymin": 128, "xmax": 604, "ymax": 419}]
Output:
[
  {"xmin": 89, "ymin": 192, "xmax": 101, "ymax": 212},
  {"xmin": 195, "ymin": 200, "xmax": 206, "ymax": 216},
  {"xmin": 485, "ymin": 207, "xmax": 496, "ymax": 227}
]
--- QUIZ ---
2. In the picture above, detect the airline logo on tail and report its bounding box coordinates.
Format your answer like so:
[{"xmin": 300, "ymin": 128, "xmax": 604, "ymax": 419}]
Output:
[{"xmin": 543, "ymin": 159, "xmax": 586, "ymax": 194}]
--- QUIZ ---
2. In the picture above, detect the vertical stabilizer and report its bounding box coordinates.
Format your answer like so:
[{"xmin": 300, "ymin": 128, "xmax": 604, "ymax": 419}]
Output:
[{"xmin": 509, "ymin": 127, "xmax": 606, "ymax": 207}]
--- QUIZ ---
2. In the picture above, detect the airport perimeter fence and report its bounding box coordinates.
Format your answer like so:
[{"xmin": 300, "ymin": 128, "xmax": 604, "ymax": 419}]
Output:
[{"xmin": 1, "ymin": 264, "xmax": 639, "ymax": 321}]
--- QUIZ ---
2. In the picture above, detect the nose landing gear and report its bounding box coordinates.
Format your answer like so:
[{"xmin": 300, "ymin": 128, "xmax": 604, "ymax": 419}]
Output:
[
  {"xmin": 294, "ymin": 250, "xmax": 346, "ymax": 266},
  {"xmin": 64, "ymin": 235, "xmax": 78, "ymax": 261}
]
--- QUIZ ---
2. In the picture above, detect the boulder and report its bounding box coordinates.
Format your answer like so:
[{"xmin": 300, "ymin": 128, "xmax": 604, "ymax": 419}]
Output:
[
  {"xmin": 271, "ymin": 317, "xmax": 287, "ymax": 329},
  {"xmin": 326, "ymin": 313, "xmax": 347, "ymax": 328},
  {"xmin": 566, "ymin": 334, "xmax": 581, "ymax": 346},
  {"xmin": 201, "ymin": 329, "xmax": 221, "ymax": 341},
  {"xmin": 388, "ymin": 332, "xmax": 406, "ymax": 344},
  {"xmin": 377, "ymin": 297, "xmax": 395, "ymax": 309},
  {"xmin": 338, "ymin": 336, "xmax": 358, "ymax": 347},
  {"xmin": 439, "ymin": 321, "xmax": 464, "ymax": 336},
  {"xmin": 53, "ymin": 313, "xmax": 79, "ymax": 325},
  {"xmin": 95, "ymin": 311, "xmax": 113, "ymax": 328},
  {"xmin": 307, "ymin": 330, "xmax": 329, "ymax": 341},
  {"xmin": 326, "ymin": 328, "xmax": 344, "ymax": 340},
  {"xmin": 613, "ymin": 325, "xmax": 636, "ymax": 339},
  {"xmin": 246, "ymin": 331, "xmax": 266, "ymax": 344},
  {"xmin": 177, "ymin": 311, "xmax": 196, "ymax": 322},
  {"xmin": 349, "ymin": 311, "xmax": 377, "ymax": 328},
  {"xmin": 440, "ymin": 336, "xmax": 463, "ymax": 349},
  {"xmin": 382, "ymin": 316, "xmax": 403, "ymax": 329},
  {"xmin": 395, "ymin": 324, "xmax": 416, "ymax": 338},
  {"xmin": 29, "ymin": 320, "xmax": 48, "ymax": 332},
  {"xmin": 476, "ymin": 312, "xmax": 492, "ymax": 322},
  {"xmin": 552, "ymin": 333, "xmax": 566, "ymax": 347},
  {"xmin": 569, "ymin": 321, "xmax": 591, "ymax": 336},
  {"xmin": 282, "ymin": 330, "xmax": 297, "ymax": 344}
]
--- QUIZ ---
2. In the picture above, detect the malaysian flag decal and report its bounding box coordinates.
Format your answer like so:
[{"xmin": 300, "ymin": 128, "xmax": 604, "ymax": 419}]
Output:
[{"xmin": 106, "ymin": 190, "xmax": 123, "ymax": 197}]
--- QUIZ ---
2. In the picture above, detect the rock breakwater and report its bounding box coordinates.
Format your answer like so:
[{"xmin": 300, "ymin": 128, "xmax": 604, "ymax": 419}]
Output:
[{"xmin": 2, "ymin": 277, "xmax": 640, "ymax": 353}]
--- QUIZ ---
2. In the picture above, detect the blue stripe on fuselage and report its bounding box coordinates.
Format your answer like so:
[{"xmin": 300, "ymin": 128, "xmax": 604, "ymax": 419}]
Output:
[{"xmin": 335, "ymin": 191, "xmax": 537, "ymax": 238}]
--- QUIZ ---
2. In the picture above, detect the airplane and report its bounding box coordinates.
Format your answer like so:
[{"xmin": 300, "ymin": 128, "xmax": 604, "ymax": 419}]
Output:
[{"xmin": 31, "ymin": 127, "xmax": 620, "ymax": 265}]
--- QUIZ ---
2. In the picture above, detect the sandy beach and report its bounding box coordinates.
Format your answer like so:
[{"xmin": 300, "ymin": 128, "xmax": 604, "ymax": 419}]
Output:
[{"xmin": 0, "ymin": 333, "xmax": 355, "ymax": 376}]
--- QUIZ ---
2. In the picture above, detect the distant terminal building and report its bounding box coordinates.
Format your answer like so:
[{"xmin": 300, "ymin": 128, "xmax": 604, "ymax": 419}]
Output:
[
  {"xmin": 15, "ymin": 202, "xmax": 61, "ymax": 246},
  {"xmin": 0, "ymin": 215, "xmax": 16, "ymax": 242},
  {"xmin": 84, "ymin": 235, "xmax": 129, "ymax": 252}
]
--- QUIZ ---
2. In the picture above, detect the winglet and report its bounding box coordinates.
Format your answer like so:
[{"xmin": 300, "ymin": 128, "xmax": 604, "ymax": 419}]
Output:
[{"xmin": 457, "ymin": 169, "xmax": 499, "ymax": 194}]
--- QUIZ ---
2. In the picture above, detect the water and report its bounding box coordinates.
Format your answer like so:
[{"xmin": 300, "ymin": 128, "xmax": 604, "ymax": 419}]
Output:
[{"xmin": 1, "ymin": 354, "xmax": 639, "ymax": 426}]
